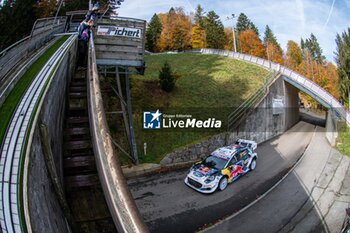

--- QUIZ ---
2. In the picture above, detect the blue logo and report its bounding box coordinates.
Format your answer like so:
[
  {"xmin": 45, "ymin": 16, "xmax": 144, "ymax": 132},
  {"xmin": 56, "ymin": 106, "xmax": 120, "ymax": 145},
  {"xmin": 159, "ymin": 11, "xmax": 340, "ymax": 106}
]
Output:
[{"xmin": 143, "ymin": 110, "xmax": 162, "ymax": 129}]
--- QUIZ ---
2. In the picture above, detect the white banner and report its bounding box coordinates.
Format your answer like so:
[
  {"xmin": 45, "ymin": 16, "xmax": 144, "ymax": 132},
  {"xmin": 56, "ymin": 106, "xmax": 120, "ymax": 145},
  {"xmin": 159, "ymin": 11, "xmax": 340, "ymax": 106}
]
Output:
[{"xmin": 97, "ymin": 25, "xmax": 142, "ymax": 38}]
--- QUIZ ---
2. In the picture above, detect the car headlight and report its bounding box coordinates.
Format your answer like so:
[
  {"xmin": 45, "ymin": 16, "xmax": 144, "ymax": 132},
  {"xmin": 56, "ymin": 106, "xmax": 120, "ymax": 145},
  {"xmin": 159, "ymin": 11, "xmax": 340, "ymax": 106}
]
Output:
[{"xmin": 205, "ymin": 175, "xmax": 216, "ymax": 183}]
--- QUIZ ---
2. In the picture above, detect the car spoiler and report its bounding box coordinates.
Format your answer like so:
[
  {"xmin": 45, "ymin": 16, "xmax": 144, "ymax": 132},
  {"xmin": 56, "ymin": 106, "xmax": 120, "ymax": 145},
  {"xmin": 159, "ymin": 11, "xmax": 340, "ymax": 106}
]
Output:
[{"xmin": 235, "ymin": 139, "xmax": 257, "ymax": 151}]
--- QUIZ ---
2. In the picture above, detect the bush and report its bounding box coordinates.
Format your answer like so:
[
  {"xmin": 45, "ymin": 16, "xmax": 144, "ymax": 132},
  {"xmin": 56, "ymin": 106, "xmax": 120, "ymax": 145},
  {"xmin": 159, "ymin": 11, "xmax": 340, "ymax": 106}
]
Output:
[{"xmin": 159, "ymin": 61, "xmax": 176, "ymax": 92}]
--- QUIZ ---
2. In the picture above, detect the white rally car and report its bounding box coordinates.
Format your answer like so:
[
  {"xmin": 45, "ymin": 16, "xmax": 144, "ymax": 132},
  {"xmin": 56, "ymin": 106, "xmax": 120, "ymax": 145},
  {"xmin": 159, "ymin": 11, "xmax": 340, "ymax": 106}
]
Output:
[{"xmin": 184, "ymin": 139, "xmax": 258, "ymax": 194}]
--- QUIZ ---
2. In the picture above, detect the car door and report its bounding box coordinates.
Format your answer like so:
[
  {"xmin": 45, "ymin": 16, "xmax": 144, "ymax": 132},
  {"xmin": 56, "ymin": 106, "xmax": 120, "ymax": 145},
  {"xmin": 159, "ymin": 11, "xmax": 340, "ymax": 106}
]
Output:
[{"xmin": 227, "ymin": 156, "xmax": 243, "ymax": 180}]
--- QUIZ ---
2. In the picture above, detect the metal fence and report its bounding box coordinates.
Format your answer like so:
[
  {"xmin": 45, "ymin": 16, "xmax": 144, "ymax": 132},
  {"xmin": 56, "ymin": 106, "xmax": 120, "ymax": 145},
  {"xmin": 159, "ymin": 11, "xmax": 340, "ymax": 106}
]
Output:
[{"xmin": 200, "ymin": 48, "xmax": 350, "ymax": 125}]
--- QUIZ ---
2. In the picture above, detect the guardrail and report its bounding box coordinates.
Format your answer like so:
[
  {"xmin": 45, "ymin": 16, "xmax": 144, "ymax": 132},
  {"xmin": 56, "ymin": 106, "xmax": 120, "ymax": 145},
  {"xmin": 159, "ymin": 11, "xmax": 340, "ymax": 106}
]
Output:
[
  {"xmin": 0, "ymin": 16, "xmax": 67, "ymax": 106},
  {"xmin": 200, "ymin": 48, "xmax": 350, "ymax": 125},
  {"xmin": 0, "ymin": 35, "xmax": 76, "ymax": 233},
  {"xmin": 88, "ymin": 32, "xmax": 149, "ymax": 233}
]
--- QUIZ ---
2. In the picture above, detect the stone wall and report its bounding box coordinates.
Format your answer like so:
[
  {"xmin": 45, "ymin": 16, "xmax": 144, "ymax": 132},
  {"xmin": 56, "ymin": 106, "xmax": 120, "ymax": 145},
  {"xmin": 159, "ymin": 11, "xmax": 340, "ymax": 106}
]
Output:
[
  {"xmin": 160, "ymin": 77, "xmax": 300, "ymax": 165},
  {"xmin": 160, "ymin": 133, "xmax": 227, "ymax": 165},
  {"xmin": 27, "ymin": 39, "xmax": 77, "ymax": 233}
]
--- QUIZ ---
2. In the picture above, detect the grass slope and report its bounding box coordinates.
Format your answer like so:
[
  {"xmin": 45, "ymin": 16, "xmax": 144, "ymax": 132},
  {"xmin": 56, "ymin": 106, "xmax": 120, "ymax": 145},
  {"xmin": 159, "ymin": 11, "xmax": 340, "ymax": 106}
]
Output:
[
  {"xmin": 108, "ymin": 53, "xmax": 271, "ymax": 164},
  {"xmin": 0, "ymin": 36, "xmax": 68, "ymax": 145},
  {"xmin": 337, "ymin": 123, "xmax": 350, "ymax": 157}
]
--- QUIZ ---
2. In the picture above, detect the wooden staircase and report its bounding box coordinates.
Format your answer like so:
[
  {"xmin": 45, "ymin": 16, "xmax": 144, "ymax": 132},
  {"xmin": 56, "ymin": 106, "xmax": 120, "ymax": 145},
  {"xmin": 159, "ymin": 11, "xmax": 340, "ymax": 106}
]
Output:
[{"xmin": 63, "ymin": 70, "xmax": 117, "ymax": 232}]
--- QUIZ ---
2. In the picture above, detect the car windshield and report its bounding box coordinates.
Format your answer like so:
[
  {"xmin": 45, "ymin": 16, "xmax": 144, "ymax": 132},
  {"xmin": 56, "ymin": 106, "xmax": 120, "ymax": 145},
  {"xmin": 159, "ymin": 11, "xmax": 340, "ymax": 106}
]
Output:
[{"xmin": 202, "ymin": 155, "xmax": 228, "ymax": 170}]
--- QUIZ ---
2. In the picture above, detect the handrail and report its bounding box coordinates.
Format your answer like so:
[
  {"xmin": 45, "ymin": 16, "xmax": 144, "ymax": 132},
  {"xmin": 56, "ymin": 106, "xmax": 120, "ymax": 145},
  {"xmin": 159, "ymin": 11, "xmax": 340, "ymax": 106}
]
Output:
[
  {"xmin": 200, "ymin": 48, "xmax": 350, "ymax": 125},
  {"xmin": 0, "ymin": 16, "xmax": 66, "ymax": 57},
  {"xmin": 0, "ymin": 16, "xmax": 67, "ymax": 106},
  {"xmin": 88, "ymin": 32, "xmax": 149, "ymax": 233}
]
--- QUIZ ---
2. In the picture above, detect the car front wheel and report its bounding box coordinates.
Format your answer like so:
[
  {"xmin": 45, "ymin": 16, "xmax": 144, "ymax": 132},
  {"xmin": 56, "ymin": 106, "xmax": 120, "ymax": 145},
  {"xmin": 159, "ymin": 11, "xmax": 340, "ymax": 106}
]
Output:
[
  {"xmin": 250, "ymin": 159, "xmax": 257, "ymax": 171},
  {"xmin": 218, "ymin": 176, "xmax": 228, "ymax": 191}
]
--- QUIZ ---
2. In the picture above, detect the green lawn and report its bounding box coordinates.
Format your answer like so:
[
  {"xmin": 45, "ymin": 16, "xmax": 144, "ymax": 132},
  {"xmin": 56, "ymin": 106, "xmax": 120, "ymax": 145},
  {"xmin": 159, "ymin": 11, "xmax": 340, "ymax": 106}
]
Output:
[
  {"xmin": 102, "ymin": 53, "xmax": 271, "ymax": 164},
  {"xmin": 0, "ymin": 36, "xmax": 69, "ymax": 145},
  {"xmin": 126, "ymin": 53, "xmax": 271, "ymax": 164},
  {"xmin": 337, "ymin": 123, "xmax": 350, "ymax": 157}
]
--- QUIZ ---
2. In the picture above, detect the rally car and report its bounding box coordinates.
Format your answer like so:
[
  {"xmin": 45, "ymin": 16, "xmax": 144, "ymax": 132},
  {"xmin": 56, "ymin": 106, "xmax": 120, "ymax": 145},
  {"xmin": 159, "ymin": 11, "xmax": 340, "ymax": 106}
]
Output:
[{"xmin": 184, "ymin": 139, "xmax": 258, "ymax": 194}]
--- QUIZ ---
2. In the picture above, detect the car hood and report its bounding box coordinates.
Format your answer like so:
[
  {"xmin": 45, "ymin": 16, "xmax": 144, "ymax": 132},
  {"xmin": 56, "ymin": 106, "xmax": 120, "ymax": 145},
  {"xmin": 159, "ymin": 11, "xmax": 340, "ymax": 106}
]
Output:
[{"xmin": 190, "ymin": 164, "xmax": 219, "ymax": 178}]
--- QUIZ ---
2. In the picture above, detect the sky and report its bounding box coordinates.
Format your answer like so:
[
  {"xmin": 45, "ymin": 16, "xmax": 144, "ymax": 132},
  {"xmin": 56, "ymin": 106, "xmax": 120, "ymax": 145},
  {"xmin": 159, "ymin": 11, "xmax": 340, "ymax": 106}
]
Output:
[{"xmin": 117, "ymin": 0, "xmax": 350, "ymax": 63}]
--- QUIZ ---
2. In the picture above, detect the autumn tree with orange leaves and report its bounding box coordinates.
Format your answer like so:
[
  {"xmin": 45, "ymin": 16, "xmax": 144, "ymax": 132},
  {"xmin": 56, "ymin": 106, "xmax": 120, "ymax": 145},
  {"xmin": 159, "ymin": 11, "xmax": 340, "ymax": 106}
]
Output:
[
  {"xmin": 285, "ymin": 40, "xmax": 339, "ymax": 107},
  {"xmin": 238, "ymin": 29, "xmax": 265, "ymax": 58},
  {"xmin": 285, "ymin": 40, "xmax": 303, "ymax": 70},
  {"xmin": 157, "ymin": 8, "xmax": 192, "ymax": 51}
]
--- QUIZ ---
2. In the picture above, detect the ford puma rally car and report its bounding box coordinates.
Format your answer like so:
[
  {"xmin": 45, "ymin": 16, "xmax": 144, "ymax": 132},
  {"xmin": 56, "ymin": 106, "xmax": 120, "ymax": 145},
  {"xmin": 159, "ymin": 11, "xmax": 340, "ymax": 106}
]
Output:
[{"xmin": 184, "ymin": 139, "xmax": 257, "ymax": 193}]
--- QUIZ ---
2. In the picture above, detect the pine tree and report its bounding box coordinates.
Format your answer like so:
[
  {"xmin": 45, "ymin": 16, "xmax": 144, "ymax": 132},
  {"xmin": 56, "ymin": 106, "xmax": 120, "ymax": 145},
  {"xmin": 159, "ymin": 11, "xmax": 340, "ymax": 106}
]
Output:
[
  {"xmin": 302, "ymin": 33, "xmax": 325, "ymax": 64},
  {"xmin": 249, "ymin": 22, "xmax": 259, "ymax": 37},
  {"xmin": 263, "ymin": 25, "xmax": 280, "ymax": 48},
  {"xmin": 194, "ymin": 4, "xmax": 205, "ymax": 28},
  {"xmin": 236, "ymin": 12, "xmax": 259, "ymax": 36},
  {"xmin": 335, "ymin": 28, "xmax": 350, "ymax": 105},
  {"xmin": 146, "ymin": 14, "xmax": 162, "ymax": 52},
  {"xmin": 236, "ymin": 13, "xmax": 250, "ymax": 35},
  {"xmin": 264, "ymin": 25, "xmax": 283, "ymax": 63},
  {"xmin": 159, "ymin": 61, "xmax": 176, "ymax": 92},
  {"xmin": 204, "ymin": 10, "xmax": 225, "ymax": 49}
]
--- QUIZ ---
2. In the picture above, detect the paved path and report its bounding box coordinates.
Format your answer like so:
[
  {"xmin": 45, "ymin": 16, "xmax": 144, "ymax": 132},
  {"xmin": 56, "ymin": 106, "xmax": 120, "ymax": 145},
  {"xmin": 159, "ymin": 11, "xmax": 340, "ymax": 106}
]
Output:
[
  {"xmin": 128, "ymin": 122, "xmax": 316, "ymax": 233},
  {"xmin": 204, "ymin": 126, "xmax": 350, "ymax": 233}
]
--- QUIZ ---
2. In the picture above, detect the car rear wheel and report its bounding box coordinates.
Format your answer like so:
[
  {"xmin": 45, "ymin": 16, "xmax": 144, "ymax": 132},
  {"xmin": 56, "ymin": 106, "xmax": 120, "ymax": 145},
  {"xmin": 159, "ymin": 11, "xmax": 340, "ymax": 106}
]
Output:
[
  {"xmin": 250, "ymin": 159, "xmax": 257, "ymax": 171},
  {"xmin": 218, "ymin": 176, "xmax": 228, "ymax": 191}
]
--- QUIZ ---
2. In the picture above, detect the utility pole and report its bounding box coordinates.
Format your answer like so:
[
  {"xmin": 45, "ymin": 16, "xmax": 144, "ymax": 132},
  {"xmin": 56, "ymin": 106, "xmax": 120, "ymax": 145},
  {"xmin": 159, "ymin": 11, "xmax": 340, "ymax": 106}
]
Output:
[{"xmin": 226, "ymin": 14, "xmax": 237, "ymax": 53}]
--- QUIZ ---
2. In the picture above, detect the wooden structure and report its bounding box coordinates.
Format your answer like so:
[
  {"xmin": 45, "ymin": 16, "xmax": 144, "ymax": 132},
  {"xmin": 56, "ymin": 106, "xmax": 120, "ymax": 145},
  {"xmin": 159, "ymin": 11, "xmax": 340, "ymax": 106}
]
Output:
[{"xmin": 94, "ymin": 16, "xmax": 146, "ymax": 69}]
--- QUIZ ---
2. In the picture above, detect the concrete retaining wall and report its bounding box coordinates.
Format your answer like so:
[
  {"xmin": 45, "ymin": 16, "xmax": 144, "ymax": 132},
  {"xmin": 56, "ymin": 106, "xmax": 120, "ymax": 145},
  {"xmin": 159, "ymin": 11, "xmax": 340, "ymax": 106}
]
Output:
[
  {"xmin": 27, "ymin": 39, "xmax": 77, "ymax": 233},
  {"xmin": 161, "ymin": 77, "xmax": 300, "ymax": 165},
  {"xmin": 326, "ymin": 110, "xmax": 339, "ymax": 146}
]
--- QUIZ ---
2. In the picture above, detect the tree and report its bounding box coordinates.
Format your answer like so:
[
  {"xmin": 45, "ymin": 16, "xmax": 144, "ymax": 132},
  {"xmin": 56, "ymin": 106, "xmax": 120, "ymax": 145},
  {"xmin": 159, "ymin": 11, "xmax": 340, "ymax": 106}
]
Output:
[
  {"xmin": 191, "ymin": 24, "xmax": 205, "ymax": 49},
  {"xmin": 263, "ymin": 25, "xmax": 281, "ymax": 49},
  {"xmin": 285, "ymin": 40, "xmax": 303, "ymax": 70},
  {"xmin": 146, "ymin": 14, "xmax": 162, "ymax": 52},
  {"xmin": 266, "ymin": 42, "xmax": 284, "ymax": 64},
  {"xmin": 224, "ymin": 27, "xmax": 233, "ymax": 51},
  {"xmin": 238, "ymin": 29, "xmax": 265, "ymax": 58},
  {"xmin": 35, "ymin": 0, "xmax": 57, "ymax": 17},
  {"xmin": 263, "ymin": 25, "xmax": 283, "ymax": 64},
  {"xmin": 236, "ymin": 12, "xmax": 259, "ymax": 36},
  {"xmin": 194, "ymin": 4, "xmax": 205, "ymax": 28},
  {"xmin": 301, "ymin": 33, "xmax": 325, "ymax": 64},
  {"xmin": 335, "ymin": 28, "xmax": 350, "ymax": 106},
  {"xmin": 157, "ymin": 8, "xmax": 192, "ymax": 51},
  {"xmin": 0, "ymin": 0, "xmax": 37, "ymax": 50},
  {"xmin": 159, "ymin": 61, "xmax": 176, "ymax": 92},
  {"xmin": 236, "ymin": 13, "xmax": 250, "ymax": 35},
  {"xmin": 204, "ymin": 10, "xmax": 225, "ymax": 49}
]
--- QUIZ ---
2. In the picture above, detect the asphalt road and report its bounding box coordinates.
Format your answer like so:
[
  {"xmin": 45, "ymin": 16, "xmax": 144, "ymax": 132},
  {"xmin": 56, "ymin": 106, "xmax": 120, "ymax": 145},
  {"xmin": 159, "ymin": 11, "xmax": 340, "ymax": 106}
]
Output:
[
  {"xmin": 203, "ymin": 126, "xmax": 329, "ymax": 233},
  {"xmin": 127, "ymin": 122, "xmax": 316, "ymax": 233}
]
